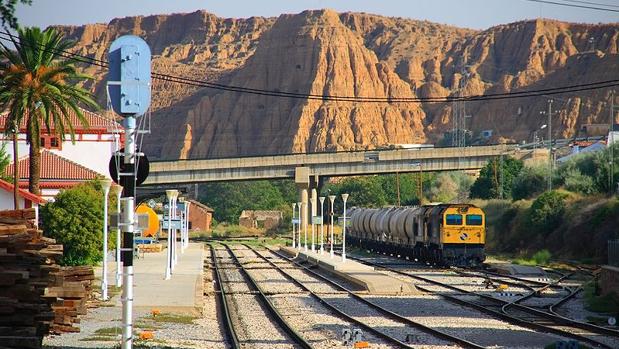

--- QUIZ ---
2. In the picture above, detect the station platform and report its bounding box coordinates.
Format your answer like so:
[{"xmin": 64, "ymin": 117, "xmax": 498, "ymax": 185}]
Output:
[
  {"xmin": 280, "ymin": 246, "xmax": 416, "ymax": 295},
  {"xmin": 100, "ymin": 242, "xmax": 204, "ymax": 315}
]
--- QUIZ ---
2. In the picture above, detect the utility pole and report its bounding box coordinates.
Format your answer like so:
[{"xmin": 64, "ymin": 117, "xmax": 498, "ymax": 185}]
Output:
[
  {"xmin": 396, "ymin": 172, "xmax": 401, "ymax": 206},
  {"xmin": 611, "ymin": 90, "xmax": 616, "ymax": 194},
  {"xmin": 547, "ymin": 99, "xmax": 553, "ymax": 192}
]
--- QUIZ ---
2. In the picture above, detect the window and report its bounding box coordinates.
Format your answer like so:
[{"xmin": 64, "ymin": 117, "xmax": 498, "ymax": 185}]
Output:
[
  {"xmin": 466, "ymin": 214, "xmax": 483, "ymax": 226},
  {"xmin": 40, "ymin": 135, "xmax": 61, "ymax": 150},
  {"xmin": 49, "ymin": 137, "xmax": 59, "ymax": 148},
  {"xmin": 446, "ymin": 214, "xmax": 462, "ymax": 225}
]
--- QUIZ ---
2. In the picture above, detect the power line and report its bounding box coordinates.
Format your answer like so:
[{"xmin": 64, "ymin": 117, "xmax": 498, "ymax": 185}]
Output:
[
  {"xmin": 523, "ymin": 0, "xmax": 619, "ymax": 12},
  {"xmin": 0, "ymin": 30, "xmax": 618, "ymax": 104},
  {"xmin": 559, "ymin": 0, "xmax": 619, "ymax": 9}
]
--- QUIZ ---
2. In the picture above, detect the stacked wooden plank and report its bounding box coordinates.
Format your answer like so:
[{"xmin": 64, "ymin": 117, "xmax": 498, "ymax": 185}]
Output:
[
  {"xmin": 0, "ymin": 208, "xmax": 62, "ymax": 348},
  {"xmin": 46, "ymin": 266, "xmax": 95, "ymax": 334},
  {"xmin": 0, "ymin": 208, "xmax": 95, "ymax": 348}
]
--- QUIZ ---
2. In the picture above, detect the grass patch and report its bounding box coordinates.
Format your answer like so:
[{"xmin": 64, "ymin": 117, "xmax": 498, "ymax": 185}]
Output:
[
  {"xmin": 151, "ymin": 313, "xmax": 196, "ymax": 324},
  {"xmin": 80, "ymin": 335, "xmax": 118, "ymax": 342},
  {"xmin": 94, "ymin": 326, "xmax": 121, "ymax": 336}
]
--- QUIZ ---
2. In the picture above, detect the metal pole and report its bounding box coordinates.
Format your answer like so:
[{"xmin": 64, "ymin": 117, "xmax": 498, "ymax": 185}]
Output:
[
  {"xmin": 101, "ymin": 180, "xmax": 111, "ymax": 301},
  {"xmin": 310, "ymin": 196, "xmax": 315, "ymax": 253},
  {"xmin": 186, "ymin": 201, "xmax": 190, "ymax": 248},
  {"xmin": 292, "ymin": 202, "xmax": 297, "ymax": 248},
  {"xmin": 329, "ymin": 195, "xmax": 335, "ymax": 258},
  {"xmin": 165, "ymin": 190, "xmax": 174, "ymax": 280},
  {"xmin": 121, "ymin": 116, "xmax": 137, "ymax": 349},
  {"xmin": 548, "ymin": 99, "xmax": 553, "ymax": 191},
  {"xmin": 610, "ymin": 90, "xmax": 615, "ymax": 194},
  {"xmin": 303, "ymin": 202, "xmax": 308, "ymax": 252},
  {"xmin": 319, "ymin": 197, "xmax": 325, "ymax": 254},
  {"xmin": 172, "ymin": 194, "xmax": 178, "ymax": 267},
  {"xmin": 297, "ymin": 202, "xmax": 302, "ymax": 251},
  {"xmin": 341, "ymin": 193, "xmax": 349, "ymax": 262},
  {"xmin": 115, "ymin": 186, "xmax": 122, "ymax": 287}
]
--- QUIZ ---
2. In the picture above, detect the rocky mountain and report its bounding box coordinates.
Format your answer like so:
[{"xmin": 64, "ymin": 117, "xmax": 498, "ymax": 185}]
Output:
[{"xmin": 55, "ymin": 9, "xmax": 619, "ymax": 159}]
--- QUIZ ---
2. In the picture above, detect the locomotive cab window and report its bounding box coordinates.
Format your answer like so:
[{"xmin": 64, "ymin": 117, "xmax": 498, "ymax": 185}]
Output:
[
  {"xmin": 446, "ymin": 214, "xmax": 462, "ymax": 225},
  {"xmin": 466, "ymin": 214, "xmax": 483, "ymax": 226}
]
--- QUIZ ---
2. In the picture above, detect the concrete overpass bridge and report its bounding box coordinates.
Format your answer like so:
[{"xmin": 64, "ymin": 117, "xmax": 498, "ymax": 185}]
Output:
[{"xmin": 144, "ymin": 144, "xmax": 516, "ymax": 187}]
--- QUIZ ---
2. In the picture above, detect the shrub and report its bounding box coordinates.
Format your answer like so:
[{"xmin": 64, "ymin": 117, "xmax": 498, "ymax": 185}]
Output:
[
  {"xmin": 470, "ymin": 157, "xmax": 523, "ymax": 199},
  {"xmin": 41, "ymin": 180, "xmax": 115, "ymax": 266},
  {"xmin": 531, "ymin": 249, "xmax": 551, "ymax": 265},
  {"xmin": 512, "ymin": 166, "xmax": 547, "ymax": 200},
  {"xmin": 563, "ymin": 168, "xmax": 596, "ymax": 195},
  {"xmin": 528, "ymin": 190, "xmax": 569, "ymax": 234}
]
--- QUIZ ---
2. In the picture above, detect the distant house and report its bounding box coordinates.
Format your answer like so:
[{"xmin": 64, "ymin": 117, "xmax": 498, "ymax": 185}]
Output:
[
  {"xmin": 187, "ymin": 199, "xmax": 214, "ymax": 232},
  {"xmin": 239, "ymin": 210, "xmax": 282, "ymax": 230},
  {"xmin": 0, "ymin": 178, "xmax": 45, "ymax": 210},
  {"xmin": 0, "ymin": 108, "xmax": 123, "ymax": 178},
  {"xmin": 6, "ymin": 149, "xmax": 101, "ymax": 201}
]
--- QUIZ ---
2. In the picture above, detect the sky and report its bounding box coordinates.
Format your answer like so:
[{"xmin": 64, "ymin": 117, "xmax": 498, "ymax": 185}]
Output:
[{"xmin": 15, "ymin": 0, "xmax": 619, "ymax": 30}]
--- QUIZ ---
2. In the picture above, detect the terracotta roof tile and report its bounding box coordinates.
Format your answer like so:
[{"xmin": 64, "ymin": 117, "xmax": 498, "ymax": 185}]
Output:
[
  {"xmin": 0, "ymin": 178, "xmax": 45, "ymax": 203},
  {"xmin": 0, "ymin": 107, "xmax": 123, "ymax": 133},
  {"xmin": 6, "ymin": 150, "xmax": 101, "ymax": 181}
]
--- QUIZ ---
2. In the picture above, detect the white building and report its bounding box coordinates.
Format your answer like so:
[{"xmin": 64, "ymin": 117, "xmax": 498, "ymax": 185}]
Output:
[
  {"xmin": 0, "ymin": 108, "xmax": 123, "ymax": 201},
  {"xmin": 0, "ymin": 108, "xmax": 123, "ymax": 177},
  {"xmin": 0, "ymin": 178, "xmax": 45, "ymax": 210}
]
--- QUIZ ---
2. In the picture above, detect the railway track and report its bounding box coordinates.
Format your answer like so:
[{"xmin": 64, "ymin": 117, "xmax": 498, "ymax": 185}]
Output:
[
  {"xmin": 210, "ymin": 244, "xmax": 312, "ymax": 349},
  {"xmin": 252, "ymin": 244, "xmax": 493, "ymax": 349},
  {"xmin": 343, "ymin": 251, "xmax": 619, "ymax": 349}
]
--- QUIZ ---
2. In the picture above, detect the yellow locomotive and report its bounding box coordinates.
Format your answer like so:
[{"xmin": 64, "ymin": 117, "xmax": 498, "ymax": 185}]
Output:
[{"xmin": 348, "ymin": 204, "xmax": 486, "ymax": 266}]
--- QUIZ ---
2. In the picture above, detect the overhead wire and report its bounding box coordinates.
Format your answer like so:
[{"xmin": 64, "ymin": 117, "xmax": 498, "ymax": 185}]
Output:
[
  {"xmin": 0, "ymin": 30, "xmax": 617, "ymax": 105},
  {"xmin": 523, "ymin": 0, "xmax": 619, "ymax": 12}
]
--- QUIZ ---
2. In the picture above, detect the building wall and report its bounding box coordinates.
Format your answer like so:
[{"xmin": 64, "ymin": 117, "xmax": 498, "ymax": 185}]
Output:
[
  {"xmin": 0, "ymin": 189, "xmax": 26, "ymax": 210},
  {"xmin": 189, "ymin": 205, "xmax": 212, "ymax": 232},
  {"xmin": 2, "ymin": 133, "xmax": 119, "ymax": 177}
]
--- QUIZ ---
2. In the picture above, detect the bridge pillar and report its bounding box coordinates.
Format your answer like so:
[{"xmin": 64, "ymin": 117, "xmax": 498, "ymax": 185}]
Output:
[{"xmin": 295, "ymin": 167, "xmax": 311, "ymax": 241}]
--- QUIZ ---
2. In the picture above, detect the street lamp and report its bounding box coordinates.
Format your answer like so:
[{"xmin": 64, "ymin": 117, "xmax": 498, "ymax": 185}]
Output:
[
  {"xmin": 319, "ymin": 197, "xmax": 325, "ymax": 254},
  {"xmin": 328, "ymin": 195, "xmax": 336, "ymax": 258},
  {"xmin": 297, "ymin": 202, "xmax": 302, "ymax": 251},
  {"xmin": 165, "ymin": 189, "xmax": 177, "ymax": 280},
  {"xmin": 303, "ymin": 202, "xmax": 308, "ymax": 252},
  {"xmin": 341, "ymin": 193, "xmax": 349, "ymax": 262},
  {"xmin": 292, "ymin": 203, "xmax": 297, "ymax": 248},
  {"xmin": 101, "ymin": 178, "xmax": 112, "ymax": 301},
  {"xmin": 114, "ymin": 184, "xmax": 123, "ymax": 287},
  {"xmin": 179, "ymin": 197, "xmax": 186, "ymax": 254},
  {"xmin": 310, "ymin": 196, "xmax": 315, "ymax": 253},
  {"xmin": 172, "ymin": 191, "xmax": 179, "ymax": 267}
]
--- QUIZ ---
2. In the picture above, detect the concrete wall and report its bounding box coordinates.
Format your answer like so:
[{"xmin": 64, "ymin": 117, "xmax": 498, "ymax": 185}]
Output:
[{"xmin": 601, "ymin": 265, "xmax": 619, "ymax": 296}]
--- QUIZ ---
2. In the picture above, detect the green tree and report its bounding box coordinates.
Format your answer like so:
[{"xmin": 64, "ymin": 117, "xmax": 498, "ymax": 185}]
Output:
[
  {"xmin": 512, "ymin": 165, "xmax": 548, "ymax": 200},
  {"xmin": 0, "ymin": 0, "xmax": 31, "ymax": 29},
  {"xmin": 201, "ymin": 180, "xmax": 287, "ymax": 223},
  {"xmin": 563, "ymin": 168, "xmax": 596, "ymax": 195},
  {"xmin": 528, "ymin": 190, "xmax": 569, "ymax": 234},
  {"xmin": 470, "ymin": 156, "xmax": 523, "ymax": 199},
  {"xmin": 326, "ymin": 176, "xmax": 387, "ymax": 211},
  {"xmin": 0, "ymin": 27, "xmax": 98, "ymax": 195},
  {"xmin": 41, "ymin": 180, "xmax": 116, "ymax": 266}
]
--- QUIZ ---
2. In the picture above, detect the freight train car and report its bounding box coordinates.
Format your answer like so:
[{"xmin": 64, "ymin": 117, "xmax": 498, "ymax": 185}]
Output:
[{"xmin": 347, "ymin": 204, "xmax": 485, "ymax": 266}]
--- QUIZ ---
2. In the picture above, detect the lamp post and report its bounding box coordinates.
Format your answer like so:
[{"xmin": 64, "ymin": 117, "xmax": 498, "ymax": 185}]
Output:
[
  {"xmin": 319, "ymin": 197, "xmax": 325, "ymax": 254},
  {"xmin": 184, "ymin": 200, "xmax": 191, "ymax": 249},
  {"xmin": 328, "ymin": 195, "xmax": 336, "ymax": 258},
  {"xmin": 292, "ymin": 203, "xmax": 297, "ymax": 248},
  {"xmin": 172, "ymin": 191, "xmax": 179, "ymax": 267},
  {"xmin": 310, "ymin": 196, "xmax": 315, "ymax": 253},
  {"xmin": 297, "ymin": 202, "xmax": 302, "ymax": 251},
  {"xmin": 179, "ymin": 197, "xmax": 186, "ymax": 254},
  {"xmin": 100, "ymin": 179, "xmax": 112, "ymax": 300},
  {"xmin": 303, "ymin": 202, "xmax": 308, "ymax": 252},
  {"xmin": 341, "ymin": 193, "xmax": 349, "ymax": 262},
  {"xmin": 165, "ymin": 190, "xmax": 177, "ymax": 280},
  {"xmin": 114, "ymin": 184, "xmax": 123, "ymax": 287}
]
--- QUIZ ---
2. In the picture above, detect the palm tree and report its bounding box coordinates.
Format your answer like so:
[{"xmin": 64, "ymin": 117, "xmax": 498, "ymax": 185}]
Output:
[{"xmin": 0, "ymin": 27, "xmax": 98, "ymax": 198}]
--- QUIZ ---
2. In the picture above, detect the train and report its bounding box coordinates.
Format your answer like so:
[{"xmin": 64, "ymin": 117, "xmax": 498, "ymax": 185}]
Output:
[{"xmin": 347, "ymin": 204, "xmax": 486, "ymax": 266}]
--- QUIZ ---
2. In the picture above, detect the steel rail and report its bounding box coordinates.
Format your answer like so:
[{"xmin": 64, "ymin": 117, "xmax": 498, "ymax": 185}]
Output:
[
  {"xmin": 209, "ymin": 244, "xmax": 241, "ymax": 349},
  {"xmin": 222, "ymin": 243, "xmax": 314, "ymax": 349},
  {"xmin": 240, "ymin": 244, "xmax": 412, "ymax": 349},
  {"xmin": 261, "ymin": 245, "xmax": 486, "ymax": 349},
  {"xmin": 343, "ymin": 252, "xmax": 618, "ymax": 348}
]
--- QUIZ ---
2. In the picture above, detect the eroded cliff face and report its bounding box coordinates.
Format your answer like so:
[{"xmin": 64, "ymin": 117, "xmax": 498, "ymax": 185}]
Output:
[{"xmin": 56, "ymin": 10, "xmax": 619, "ymax": 159}]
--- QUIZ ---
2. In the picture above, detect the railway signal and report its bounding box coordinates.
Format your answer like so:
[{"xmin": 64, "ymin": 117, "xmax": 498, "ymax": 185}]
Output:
[{"xmin": 108, "ymin": 34, "xmax": 151, "ymax": 349}]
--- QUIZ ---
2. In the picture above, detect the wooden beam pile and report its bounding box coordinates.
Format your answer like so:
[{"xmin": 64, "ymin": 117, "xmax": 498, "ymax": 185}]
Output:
[
  {"xmin": 46, "ymin": 266, "xmax": 94, "ymax": 334},
  {"xmin": 0, "ymin": 208, "xmax": 94, "ymax": 348}
]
